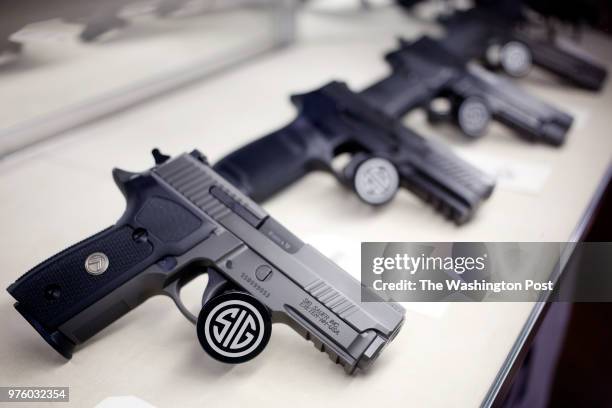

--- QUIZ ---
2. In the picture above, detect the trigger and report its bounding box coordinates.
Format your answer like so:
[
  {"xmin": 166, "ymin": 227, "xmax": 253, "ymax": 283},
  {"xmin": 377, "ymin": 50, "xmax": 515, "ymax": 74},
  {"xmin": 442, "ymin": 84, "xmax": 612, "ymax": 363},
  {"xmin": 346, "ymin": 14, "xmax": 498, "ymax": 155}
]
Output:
[
  {"xmin": 202, "ymin": 269, "xmax": 230, "ymax": 306},
  {"xmin": 337, "ymin": 152, "xmax": 369, "ymax": 186}
]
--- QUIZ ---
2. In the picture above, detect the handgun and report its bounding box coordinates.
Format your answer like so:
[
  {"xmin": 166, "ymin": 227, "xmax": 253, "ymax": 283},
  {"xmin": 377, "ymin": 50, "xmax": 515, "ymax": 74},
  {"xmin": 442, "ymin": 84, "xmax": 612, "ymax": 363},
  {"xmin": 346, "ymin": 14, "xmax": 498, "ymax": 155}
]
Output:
[
  {"xmin": 214, "ymin": 81, "xmax": 495, "ymax": 224},
  {"xmin": 361, "ymin": 36, "xmax": 574, "ymax": 145},
  {"xmin": 438, "ymin": 7, "xmax": 608, "ymax": 91},
  {"xmin": 7, "ymin": 149, "xmax": 405, "ymax": 373}
]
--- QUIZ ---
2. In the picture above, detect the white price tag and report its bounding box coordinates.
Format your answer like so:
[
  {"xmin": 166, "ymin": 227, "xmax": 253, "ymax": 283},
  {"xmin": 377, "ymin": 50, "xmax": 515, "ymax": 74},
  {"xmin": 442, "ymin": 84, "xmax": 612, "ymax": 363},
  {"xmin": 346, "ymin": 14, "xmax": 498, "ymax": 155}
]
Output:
[{"xmin": 455, "ymin": 150, "xmax": 552, "ymax": 195}]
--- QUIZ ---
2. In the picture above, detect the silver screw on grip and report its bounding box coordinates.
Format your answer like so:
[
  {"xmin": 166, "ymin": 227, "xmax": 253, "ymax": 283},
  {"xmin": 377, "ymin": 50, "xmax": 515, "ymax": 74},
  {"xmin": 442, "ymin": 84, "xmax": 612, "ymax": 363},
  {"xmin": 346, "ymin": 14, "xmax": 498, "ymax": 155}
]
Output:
[{"xmin": 84, "ymin": 252, "xmax": 109, "ymax": 275}]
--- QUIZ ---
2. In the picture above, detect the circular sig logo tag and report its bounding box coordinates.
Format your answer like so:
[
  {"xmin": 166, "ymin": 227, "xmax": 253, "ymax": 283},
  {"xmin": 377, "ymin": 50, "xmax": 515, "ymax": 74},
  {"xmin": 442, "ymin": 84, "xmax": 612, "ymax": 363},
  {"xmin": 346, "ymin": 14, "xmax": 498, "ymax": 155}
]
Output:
[
  {"xmin": 458, "ymin": 97, "xmax": 491, "ymax": 138},
  {"xmin": 85, "ymin": 252, "xmax": 109, "ymax": 275},
  {"xmin": 501, "ymin": 41, "xmax": 532, "ymax": 77},
  {"xmin": 197, "ymin": 292, "xmax": 271, "ymax": 364},
  {"xmin": 354, "ymin": 157, "xmax": 399, "ymax": 205}
]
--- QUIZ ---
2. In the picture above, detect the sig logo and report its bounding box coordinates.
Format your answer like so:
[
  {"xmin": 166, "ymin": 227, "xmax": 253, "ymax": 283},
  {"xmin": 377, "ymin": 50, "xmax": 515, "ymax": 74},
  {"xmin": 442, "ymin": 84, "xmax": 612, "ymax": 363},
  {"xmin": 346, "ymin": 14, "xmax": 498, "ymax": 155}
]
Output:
[
  {"xmin": 197, "ymin": 292, "xmax": 271, "ymax": 364},
  {"xmin": 353, "ymin": 157, "xmax": 400, "ymax": 205},
  {"xmin": 84, "ymin": 252, "xmax": 109, "ymax": 275}
]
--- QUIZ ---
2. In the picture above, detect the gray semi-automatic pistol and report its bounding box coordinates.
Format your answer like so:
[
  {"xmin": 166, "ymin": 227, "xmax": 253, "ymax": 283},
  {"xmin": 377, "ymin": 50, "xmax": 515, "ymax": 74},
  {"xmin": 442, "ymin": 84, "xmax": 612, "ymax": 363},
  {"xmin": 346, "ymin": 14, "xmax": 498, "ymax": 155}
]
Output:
[{"xmin": 7, "ymin": 149, "xmax": 405, "ymax": 373}]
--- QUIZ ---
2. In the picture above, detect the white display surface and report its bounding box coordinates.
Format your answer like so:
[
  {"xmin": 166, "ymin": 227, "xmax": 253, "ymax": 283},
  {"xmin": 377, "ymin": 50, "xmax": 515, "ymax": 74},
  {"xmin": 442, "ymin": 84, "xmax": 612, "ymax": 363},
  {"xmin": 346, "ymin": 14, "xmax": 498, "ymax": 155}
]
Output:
[{"xmin": 0, "ymin": 2, "xmax": 611, "ymax": 407}]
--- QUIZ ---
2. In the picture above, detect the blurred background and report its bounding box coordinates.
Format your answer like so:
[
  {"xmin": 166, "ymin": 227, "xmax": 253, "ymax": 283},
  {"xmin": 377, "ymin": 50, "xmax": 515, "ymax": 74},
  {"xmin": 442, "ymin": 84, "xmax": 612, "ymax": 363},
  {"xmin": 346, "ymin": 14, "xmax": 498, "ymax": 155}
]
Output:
[
  {"xmin": 2, "ymin": 0, "xmax": 612, "ymax": 156},
  {"xmin": 0, "ymin": 0, "xmax": 295, "ymax": 155}
]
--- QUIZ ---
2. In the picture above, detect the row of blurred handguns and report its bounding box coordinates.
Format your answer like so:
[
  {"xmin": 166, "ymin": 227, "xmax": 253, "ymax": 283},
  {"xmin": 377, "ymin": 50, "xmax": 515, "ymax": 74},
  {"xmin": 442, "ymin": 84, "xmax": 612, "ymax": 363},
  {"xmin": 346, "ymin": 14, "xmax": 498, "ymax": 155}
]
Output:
[{"xmin": 213, "ymin": 1, "xmax": 608, "ymax": 225}]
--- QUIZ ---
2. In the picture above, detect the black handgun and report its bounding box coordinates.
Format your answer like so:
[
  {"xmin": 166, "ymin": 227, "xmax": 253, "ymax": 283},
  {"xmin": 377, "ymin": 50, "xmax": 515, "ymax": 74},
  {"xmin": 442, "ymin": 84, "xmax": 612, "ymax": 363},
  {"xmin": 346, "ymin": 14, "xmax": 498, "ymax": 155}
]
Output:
[
  {"xmin": 361, "ymin": 36, "xmax": 574, "ymax": 145},
  {"xmin": 7, "ymin": 150, "xmax": 405, "ymax": 373},
  {"xmin": 214, "ymin": 81, "xmax": 495, "ymax": 224},
  {"xmin": 438, "ymin": 7, "xmax": 608, "ymax": 91}
]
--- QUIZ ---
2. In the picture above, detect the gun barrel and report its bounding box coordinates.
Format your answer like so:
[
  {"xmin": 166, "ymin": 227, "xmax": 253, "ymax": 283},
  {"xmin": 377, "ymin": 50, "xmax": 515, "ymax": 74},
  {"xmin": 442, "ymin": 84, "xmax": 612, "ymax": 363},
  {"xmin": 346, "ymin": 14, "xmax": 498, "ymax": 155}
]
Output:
[
  {"xmin": 523, "ymin": 35, "xmax": 608, "ymax": 91},
  {"xmin": 398, "ymin": 136, "xmax": 495, "ymax": 223},
  {"xmin": 465, "ymin": 64, "xmax": 573, "ymax": 144}
]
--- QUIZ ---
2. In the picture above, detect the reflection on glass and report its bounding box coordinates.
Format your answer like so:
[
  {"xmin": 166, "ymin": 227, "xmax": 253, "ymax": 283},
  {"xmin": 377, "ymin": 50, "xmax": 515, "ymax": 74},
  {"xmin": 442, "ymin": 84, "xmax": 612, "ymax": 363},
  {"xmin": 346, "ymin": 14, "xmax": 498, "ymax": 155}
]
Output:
[{"xmin": 0, "ymin": 0, "xmax": 292, "ymax": 155}]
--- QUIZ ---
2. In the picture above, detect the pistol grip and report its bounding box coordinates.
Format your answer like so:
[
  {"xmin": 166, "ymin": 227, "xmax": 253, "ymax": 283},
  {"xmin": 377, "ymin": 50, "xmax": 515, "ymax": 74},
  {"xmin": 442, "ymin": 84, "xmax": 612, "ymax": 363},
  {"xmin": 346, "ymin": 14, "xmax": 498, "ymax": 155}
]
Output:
[
  {"xmin": 7, "ymin": 225, "xmax": 154, "ymax": 358},
  {"xmin": 360, "ymin": 71, "xmax": 427, "ymax": 119},
  {"xmin": 8, "ymin": 166, "xmax": 215, "ymax": 355},
  {"xmin": 213, "ymin": 118, "xmax": 322, "ymax": 202},
  {"xmin": 9, "ymin": 226, "xmax": 154, "ymax": 330}
]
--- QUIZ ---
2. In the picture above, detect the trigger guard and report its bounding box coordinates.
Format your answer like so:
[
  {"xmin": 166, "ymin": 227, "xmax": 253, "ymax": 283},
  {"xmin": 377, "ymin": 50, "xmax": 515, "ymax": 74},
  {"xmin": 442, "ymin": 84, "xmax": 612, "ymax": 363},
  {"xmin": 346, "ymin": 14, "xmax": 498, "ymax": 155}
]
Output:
[
  {"xmin": 162, "ymin": 267, "xmax": 232, "ymax": 324},
  {"xmin": 163, "ymin": 280, "xmax": 198, "ymax": 324}
]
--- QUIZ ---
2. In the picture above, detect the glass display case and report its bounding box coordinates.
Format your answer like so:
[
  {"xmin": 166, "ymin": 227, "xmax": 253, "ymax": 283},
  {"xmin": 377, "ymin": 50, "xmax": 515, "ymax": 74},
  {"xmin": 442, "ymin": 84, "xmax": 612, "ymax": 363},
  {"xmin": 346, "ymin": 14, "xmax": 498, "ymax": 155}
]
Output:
[{"xmin": 0, "ymin": 0, "xmax": 296, "ymax": 156}]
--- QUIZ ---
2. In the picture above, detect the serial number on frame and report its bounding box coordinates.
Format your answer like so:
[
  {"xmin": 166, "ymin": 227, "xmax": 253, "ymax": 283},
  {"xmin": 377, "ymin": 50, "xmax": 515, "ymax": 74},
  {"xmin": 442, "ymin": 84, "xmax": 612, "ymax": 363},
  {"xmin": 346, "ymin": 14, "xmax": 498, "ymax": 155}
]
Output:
[{"xmin": 0, "ymin": 387, "xmax": 69, "ymax": 402}]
